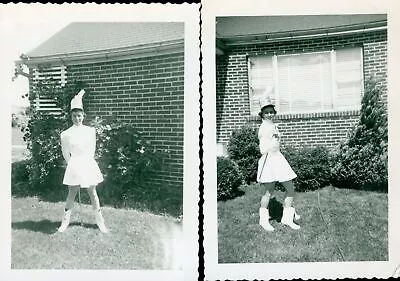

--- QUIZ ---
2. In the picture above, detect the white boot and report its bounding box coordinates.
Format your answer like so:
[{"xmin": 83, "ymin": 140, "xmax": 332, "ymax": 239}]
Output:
[
  {"xmin": 58, "ymin": 209, "xmax": 72, "ymax": 233},
  {"xmin": 259, "ymin": 208, "xmax": 275, "ymax": 232},
  {"xmin": 95, "ymin": 209, "xmax": 109, "ymax": 233},
  {"xmin": 281, "ymin": 207, "xmax": 301, "ymax": 230}
]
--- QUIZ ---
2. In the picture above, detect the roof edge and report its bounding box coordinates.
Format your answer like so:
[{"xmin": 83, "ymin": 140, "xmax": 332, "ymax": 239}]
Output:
[
  {"xmin": 219, "ymin": 20, "xmax": 387, "ymax": 47},
  {"xmin": 20, "ymin": 39, "xmax": 184, "ymax": 66}
]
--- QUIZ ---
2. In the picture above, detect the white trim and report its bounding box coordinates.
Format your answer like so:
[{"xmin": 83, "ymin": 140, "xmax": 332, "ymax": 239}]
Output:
[
  {"xmin": 221, "ymin": 26, "xmax": 387, "ymax": 46},
  {"xmin": 319, "ymin": 55, "xmax": 324, "ymax": 110},
  {"xmin": 279, "ymin": 49, "xmax": 331, "ymax": 58},
  {"xmin": 360, "ymin": 46, "xmax": 365, "ymax": 97},
  {"xmin": 23, "ymin": 41, "xmax": 184, "ymax": 67},
  {"xmin": 60, "ymin": 65, "xmax": 67, "ymax": 86},
  {"xmin": 31, "ymin": 65, "xmax": 66, "ymax": 114},
  {"xmin": 331, "ymin": 49, "xmax": 337, "ymax": 109},
  {"xmin": 273, "ymin": 54, "xmax": 279, "ymax": 112},
  {"xmin": 247, "ymin": 56, "xmax": 253, "ymax": 113}
]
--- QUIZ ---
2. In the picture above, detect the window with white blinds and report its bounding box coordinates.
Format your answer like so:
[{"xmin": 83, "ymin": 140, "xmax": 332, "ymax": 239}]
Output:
[
  {"xmin": 32, "ymin": 65, "xmax": 67, "ymax": 115},
  {"xmin": 248, "ymin": 48, "xmax": 363, "ymax": 115}
]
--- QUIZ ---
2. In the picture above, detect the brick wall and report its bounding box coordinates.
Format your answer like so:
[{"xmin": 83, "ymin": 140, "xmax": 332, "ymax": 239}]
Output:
[
  {"xmin": 67, "ymin": 52, "xmax": 184, "ymax": 193},
  {"xmin": 216, "ymin": 30, "xmax": 387, "ymax": 150}
]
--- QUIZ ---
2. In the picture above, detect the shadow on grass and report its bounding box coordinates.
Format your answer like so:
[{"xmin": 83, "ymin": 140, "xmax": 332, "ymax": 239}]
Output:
[
  {"xmin": 12, "ymin": 220, "xmax": 59, "ymax": 234},
  {"xmin": 12, "ymin": 220, "xmax": 99, "ymax": 234},
  {"xmin": 268, "ymin": 197, "xmax": 284, "ymax": 222},
  {"xmin": 68, "ymin": 222, "xmax": 98, "ymax": 230}
]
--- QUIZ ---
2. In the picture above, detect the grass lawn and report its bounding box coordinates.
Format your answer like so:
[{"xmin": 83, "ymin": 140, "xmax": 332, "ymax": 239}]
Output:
[
  {"xmin": 218, "ymin": 184, "xmax": 388, "ymax": 263},
  {"xmin": 12, "ymin": 196, "xmax": 182, "ymax": 269}
]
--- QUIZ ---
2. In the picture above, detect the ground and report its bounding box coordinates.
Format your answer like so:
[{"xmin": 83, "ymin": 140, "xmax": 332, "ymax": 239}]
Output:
[
  {"xmin": 12, "ymin": 197, "xmax": 182, "ymax": 269},
  {"xmin": 218, "ymin": 184, "xmax": 388, "ymax": 263}
]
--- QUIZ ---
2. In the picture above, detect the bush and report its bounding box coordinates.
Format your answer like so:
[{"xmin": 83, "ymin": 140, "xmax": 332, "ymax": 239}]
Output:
[
  {"xmin": 227, "ymin": 126, "xmax": 260, "ymax": 184},
  {"xmin": 332, "ymin": 77, "xmax": 388, "ymax": 192},
  {"xmin": 11, "ymin": 160, "xmax": 30, "ymax": 196},
  {"xmin": 281, "ymin": 146, "xmax": 333, "ymax": 192},
  {"xmin": 217, "ymin": 157, "xmax": 244, "ymax": 201},
  {"xmin": 23, "ymin": 112, "xmax": 69, "ymax": 188},
  {"xmin": 18, "ymin": 79, "xmax": 169, "ymax": 213},
  {"xmin": 90, "ymin": 117, "xmax": 164, "ymax": 204}
]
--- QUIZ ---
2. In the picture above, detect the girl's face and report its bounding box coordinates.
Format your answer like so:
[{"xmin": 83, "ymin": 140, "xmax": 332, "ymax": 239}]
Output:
[
  {"xmin": 261, "ymin": 106, "xmax": 276, "ymax": 120},
  {"xmin": 71, "ymin": 111, "xmax": 84, "ymax": 126}
]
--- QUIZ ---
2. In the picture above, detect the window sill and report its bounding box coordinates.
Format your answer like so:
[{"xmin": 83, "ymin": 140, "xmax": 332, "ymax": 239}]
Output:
[{"xmin": 247, "ymin": 110, "xmax": 360, "ymax": 122}]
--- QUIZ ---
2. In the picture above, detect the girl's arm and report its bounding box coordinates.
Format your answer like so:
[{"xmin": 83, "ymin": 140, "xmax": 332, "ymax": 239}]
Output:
[
  {"xmin": 60, "ymin": 132, "xmax": 71, "ymax": 163},
  {"xmin": 259, "ymin": 124, "xmax": 280, "ymax": 154},
  {"xmin": 88, "ymin": 127, "xmax": 97, "ymax": 158}
]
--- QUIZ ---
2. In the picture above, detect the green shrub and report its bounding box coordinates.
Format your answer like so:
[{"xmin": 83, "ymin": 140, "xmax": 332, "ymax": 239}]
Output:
[
  {"xmin": 281, "ymin": 146, "xmax": 333, "ymax": 192},
  {"xmin": 90, "ymin": 117, "xmax": 164, "ymax": 203},
  {"xmin": 11, "ymin": 160, "xmax": 30, "ymax": 196},
  {"xmin": 217, "ymin": 157, "xmax": 244, "ymax": 201},
  {"xmin": 18, "ymin": 79, "xmax": 169, "ymax": 213},
  {"xmin": 227, "ymin": 126, "xmax": 260, "ymax": 184},
  {"xmin": 332, "ymin": 77, "xmax": 388, "ymax": 192}
]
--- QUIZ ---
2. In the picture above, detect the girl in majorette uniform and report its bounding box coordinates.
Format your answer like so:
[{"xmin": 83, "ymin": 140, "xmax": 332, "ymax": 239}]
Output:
[
  {"xmin": 58, "ymin": 89, "xmax": 108, "ymax": 233},
  {"xmin": 257, "ymin": 98, "xmax": 301, "ymax": 231}
]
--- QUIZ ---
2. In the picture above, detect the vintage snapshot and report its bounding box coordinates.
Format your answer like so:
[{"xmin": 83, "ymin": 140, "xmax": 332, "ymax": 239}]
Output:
[
  {"xmin": 1, "ymin": 3, "xmax": 199, "ymax": 281},
  {"xmin": 203, "ymin": 0, "xmax": 400, "ymax": 280}
]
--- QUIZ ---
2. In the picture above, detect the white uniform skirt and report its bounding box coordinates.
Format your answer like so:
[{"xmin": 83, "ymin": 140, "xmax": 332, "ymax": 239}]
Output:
[
  {"xmin": 63, "ymin": 156, "xmax": 103, "ymax": 188},
  {"xmin": 257, "ymin": 151, "xmax": 297, "ymax": 183}
]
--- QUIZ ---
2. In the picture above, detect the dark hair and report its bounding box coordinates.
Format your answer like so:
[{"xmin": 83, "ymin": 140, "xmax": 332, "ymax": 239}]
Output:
[
  {"xmin": 258, "ymin": 105, "xmax": 277, "ymax": 118},
  {"xmin": 70, "ymin": 108, "xmax": 84, "ymax": 114}
]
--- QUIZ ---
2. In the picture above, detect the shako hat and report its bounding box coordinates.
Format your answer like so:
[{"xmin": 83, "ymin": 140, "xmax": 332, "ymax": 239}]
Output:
[
  {"xmin": 70, "ymin": 89, "xmax": 85, "ymax": 111},
  {"xmin": 259, "ymin": 96, "xmax": 275, "ymax": 110}
]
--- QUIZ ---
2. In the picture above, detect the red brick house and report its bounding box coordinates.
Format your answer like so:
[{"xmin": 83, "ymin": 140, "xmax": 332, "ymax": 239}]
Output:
[
  {"xmin": 17, "ymin": 22, "xmax": 184, "ymax": 196},
  {"xmin": 216, "ymin": 15, "xmax": 387, "ymax": 155}
]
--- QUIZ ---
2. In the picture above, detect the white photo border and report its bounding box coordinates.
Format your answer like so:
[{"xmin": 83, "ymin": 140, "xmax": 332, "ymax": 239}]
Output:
[
  {"xmin": 202, "ymin": 0, "xmax": 400, "ymax": 279},
  {"xmin": 0, "ymin": 3, "xmax": 200, "ymax": 281}
]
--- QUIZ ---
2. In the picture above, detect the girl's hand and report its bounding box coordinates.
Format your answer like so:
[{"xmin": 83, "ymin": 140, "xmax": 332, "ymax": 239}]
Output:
[{"xmin": 270, "ymin": 138, "xmax": 280, "ymax": 152}]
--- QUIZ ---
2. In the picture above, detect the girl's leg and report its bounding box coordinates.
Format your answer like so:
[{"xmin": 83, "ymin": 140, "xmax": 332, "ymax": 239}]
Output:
[
  {"xmin": 259, "ymin": 182, "xmax": 276, "ymax": 231},
  {"xmin": 281, "ymin": 180, "xmax": 295, "ymax": 208},
  {"xmin": 65, "ymin": 186, "xmax": 79, "ymax": 210},
  {"xmin": 58, "ymin": 186, "xmax": 79, "ymax": 232},
  {"xmin": 87, "ymin": 186, "xmax": 108, "ymax": 233},
  {"xmin": 281, "ymin": 180, "xmax": 300, "ymax": 219},
  {"xmin": 280, "ymin": 180, "xmax": 300, "ymax": 230},
  {"xmin": 87, "ymin": 186, "xmax": 100, "ymax": 210},
  {"xmin": 260, "ymin": 183, "xmax": 275, "ymax": 208}
]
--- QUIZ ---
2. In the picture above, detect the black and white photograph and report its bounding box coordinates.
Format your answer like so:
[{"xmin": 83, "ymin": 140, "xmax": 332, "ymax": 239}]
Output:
[
  {"xmin": 216, "ymin": 13, "xmax": 389, "ymax": 262},
  {"xmin": 0, "ymin": 3, "xmax": 199, "ymax": 281},
  {"xmin": 2, "ymin": 1, "xmax": 400, "ymax": 281},
  {"xmin": 203, "ymin": 0, "xmax": 400, "ymax": 280}
]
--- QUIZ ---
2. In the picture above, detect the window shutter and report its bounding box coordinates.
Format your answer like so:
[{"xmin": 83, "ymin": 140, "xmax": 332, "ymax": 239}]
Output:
[
  {"xmin": 335, "ymin": 48, "xmax": 362, "ymax": 110},
  {"xmin": 32, "ymin": 65, "xmax": 67, "ymax": 115},
  {"xmin": 248, "ymin": 57, "xmax": 274, "ymax": 116}
]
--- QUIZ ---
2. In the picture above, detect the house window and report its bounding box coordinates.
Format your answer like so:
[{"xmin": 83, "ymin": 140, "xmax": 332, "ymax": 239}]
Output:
[
  {"xmin": 32, "ymin": 65, "xmax": 67, "ymax": 115},
  {"xmin": 248, "ymin": 47, "xmax": 363, "ymax": 116}
]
